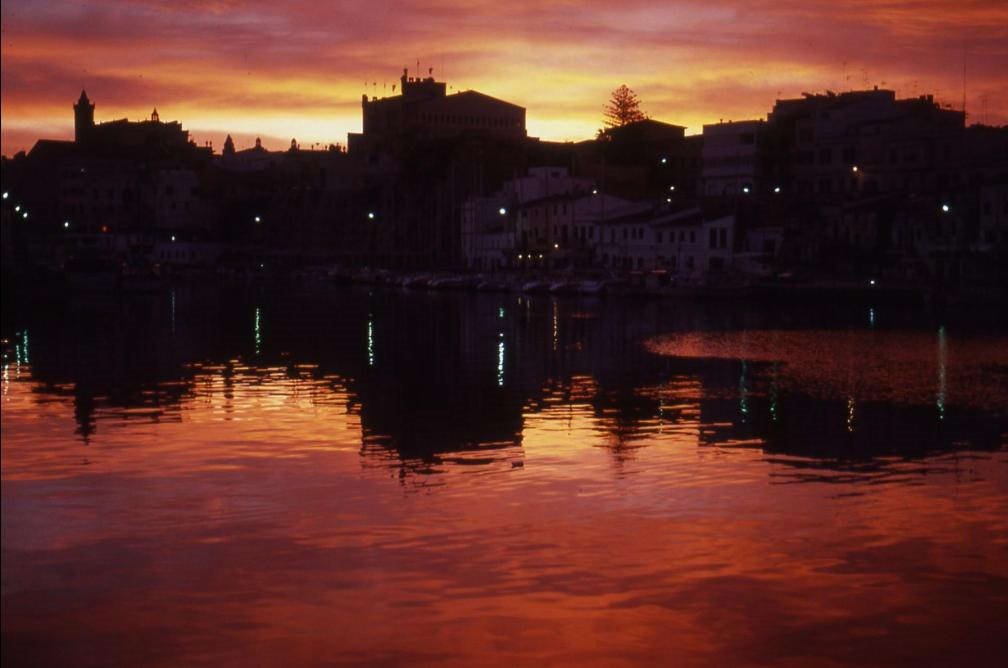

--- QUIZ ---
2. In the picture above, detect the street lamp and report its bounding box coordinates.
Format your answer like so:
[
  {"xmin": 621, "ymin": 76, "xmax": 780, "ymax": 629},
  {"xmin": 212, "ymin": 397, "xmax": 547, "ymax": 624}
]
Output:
[
  {"xmin": 851, "ymin": 165, "xmax": 859, "ymax": 173},
  {"xmin": 499, "ymin": 207, "xmax": 507, "ymax": 215},
  {"xmin": 742, "ymin": 186, "xmax": 750, "ymax": 194},
  {"xmin": 941, "ymin": 203, "xmax": 950, "ymax": 213},
  {"xmin": 2, "ymin": 192, "xmax": 7, "ymax": 199},
  {"xmin": 254, "ymin": 215, "xmax": 262, "ymax": 223},
  {"xmin": 367, "ymin": 211, "xmax": 376, "ymax": 220},
  {"xmin": 63, "ymin": 221, "xmax": 70, "ymax": 229},
  {"xmin": 774, "ymin": 186, "xmax": 781, "ymax": 194}
]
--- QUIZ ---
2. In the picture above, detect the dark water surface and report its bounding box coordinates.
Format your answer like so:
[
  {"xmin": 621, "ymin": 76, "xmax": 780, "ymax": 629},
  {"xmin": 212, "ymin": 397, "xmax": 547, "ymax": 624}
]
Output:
[{"xmin": 3, "ymin": 286, "xmax": 1007, "ymax": 666}]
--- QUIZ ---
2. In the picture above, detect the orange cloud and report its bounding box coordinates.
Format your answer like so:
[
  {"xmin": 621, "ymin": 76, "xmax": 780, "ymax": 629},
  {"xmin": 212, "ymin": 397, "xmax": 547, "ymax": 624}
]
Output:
[{"xmin": 2, "ymin": 0, "xmax": 1006, "ymax": 155}]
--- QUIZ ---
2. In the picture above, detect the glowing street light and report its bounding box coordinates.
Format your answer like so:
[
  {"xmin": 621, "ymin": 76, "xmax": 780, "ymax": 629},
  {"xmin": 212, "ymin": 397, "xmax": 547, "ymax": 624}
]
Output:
[
  {"xmin": 553, "ymin": 243, "xmax": 559, "ymax": 249},
  {"xmin": 254, "ymin": 215, "xmax": 262, "ymax": 223},
  {"xmin": 2, "ymin": 192, "xmax": 8, "ymax": 199},
  {"xmin": 669, "ymin": 185, "xmax": 676, "ymax": 191},
  {"xmin": 63, "ymin": 221, "xmax": 70, "ymax": 229},
  {"xmin": 367, "ymin": 211, "xmax": 376, "ymax": 220},
  {"xmin": 171, "ymin": 235, "xmax": 176, "ymax": 242},
  {"xmin": 851, "ymin": 165, "xmax": 860, "ymax": 173},
  {"xmin": 742, "ymin": 186, "xmax": 750, "ymax": 194},
  {"xmin": 14, "ymin": 205, "xmax": 20, "ymax": 212},
  {"xmin": 660, "ymin": 156, "xmax": 668, "ymax": 165},
  {"xmin": 941, "ymin": 203, "xmax": 950, "ymax": 213},
  {"xmin": 22, "ymin": 212, "xmax": 28, "ymax": 219},
  {"xmin": 499, "ymin": 207, "xmax": 507, "ymax": 215},
  {"xmin": 774, "ymin": 186, "xmax": 781, "ymax": 194},
  {"xmin": 591, "ymin": 188, "xmax": 599, "ymax": 195}
]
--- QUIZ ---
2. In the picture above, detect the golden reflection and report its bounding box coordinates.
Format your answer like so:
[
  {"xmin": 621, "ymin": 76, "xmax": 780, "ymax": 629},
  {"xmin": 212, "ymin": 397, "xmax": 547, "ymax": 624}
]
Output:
[
  {"xmin": 551, "ymin": 299, "xmax": 559, "ymax": 352},
  {"xmin": 253, "ymin": 307, "xmax": 263, "ymax": 356},
  {"xmin": 646, "ymin": 329, "xmax": 1008, "ymax": 411},
  {"xmin": 3, "ymin": 317, "xmax": 1008, "ymax": 665},
  {"xmin": 739, "ymin": 360, "xmax": 750, "ymax": 423},
  {"xmin": 937, "ymin": 325, "xmax": 947, "ymax": 422},
  {"xmin": 367, "ymin": 314, "xmax": 375, "ymax": 367},
  {"xmin": 497, "ymin": 335, "xmax": 505, "ymax": 387},
  {"xmin": 1, "ymin": 364, "xmax": 363, "ymax": 482}
]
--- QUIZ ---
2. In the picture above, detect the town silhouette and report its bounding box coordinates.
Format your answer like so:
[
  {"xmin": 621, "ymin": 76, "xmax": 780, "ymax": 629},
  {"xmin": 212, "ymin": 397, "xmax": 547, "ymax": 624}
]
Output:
[{"xmin": 2, "ymin": 69, "xmax": 1005, "ymax": 303}]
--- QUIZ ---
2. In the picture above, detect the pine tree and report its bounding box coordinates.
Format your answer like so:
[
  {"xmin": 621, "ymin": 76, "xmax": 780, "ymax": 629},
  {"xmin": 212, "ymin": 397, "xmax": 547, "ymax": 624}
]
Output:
[{"xmin": 603, "ymin": 85, "xmax": 647, "ymax": 128}]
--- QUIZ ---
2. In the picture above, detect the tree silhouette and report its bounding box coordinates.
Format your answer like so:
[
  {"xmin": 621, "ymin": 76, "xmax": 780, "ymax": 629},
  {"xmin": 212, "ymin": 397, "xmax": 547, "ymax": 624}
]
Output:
[{"xmin": 603, "ymin": 85, "xmax": 647, "ymax": 128}]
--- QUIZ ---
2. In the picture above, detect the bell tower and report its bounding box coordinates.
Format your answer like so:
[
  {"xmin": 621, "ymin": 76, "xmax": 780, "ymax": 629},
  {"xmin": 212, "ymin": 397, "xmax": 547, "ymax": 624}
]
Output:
[{"xmin": 74, "ymin": 90, "xmax": 95, "ymax": 143}]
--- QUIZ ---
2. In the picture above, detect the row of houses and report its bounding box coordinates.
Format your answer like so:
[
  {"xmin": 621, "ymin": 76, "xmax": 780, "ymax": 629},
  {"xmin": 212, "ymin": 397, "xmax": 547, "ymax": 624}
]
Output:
[
  {"xmin": 2, "ymin": 76, "xmax": 1006, "ymax": 293},
  {"xmin": 462, "ymin": 166, "xmax": 757, "ymax": 284}
]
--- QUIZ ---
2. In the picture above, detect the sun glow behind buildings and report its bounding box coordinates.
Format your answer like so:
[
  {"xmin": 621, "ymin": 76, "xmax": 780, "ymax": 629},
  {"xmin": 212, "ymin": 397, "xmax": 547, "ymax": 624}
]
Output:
[{"xmin": 3, "ymin": 1, "xmax": 1007, "ymax": 155}]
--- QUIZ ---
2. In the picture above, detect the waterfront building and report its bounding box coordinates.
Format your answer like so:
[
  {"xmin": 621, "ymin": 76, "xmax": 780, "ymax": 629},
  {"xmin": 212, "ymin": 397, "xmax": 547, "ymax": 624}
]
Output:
[
  {"xmin": 765, "ymin": 88, "xmax": 965, "ymax": 200},
  {"xmin": 700, "ymin": 120, "xmax": 764, "ymax": 197}
]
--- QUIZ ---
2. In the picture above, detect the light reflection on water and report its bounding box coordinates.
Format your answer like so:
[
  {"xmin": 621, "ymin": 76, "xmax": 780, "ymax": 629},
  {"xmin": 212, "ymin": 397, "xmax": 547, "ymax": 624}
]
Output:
[{"xmin": 2, "ymin": 288, "xmax": 1007, "ymax": 666}]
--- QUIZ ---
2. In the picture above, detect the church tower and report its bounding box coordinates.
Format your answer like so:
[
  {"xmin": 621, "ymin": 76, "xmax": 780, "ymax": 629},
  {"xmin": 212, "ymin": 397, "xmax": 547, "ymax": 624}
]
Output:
[
  {"xmin": 223, "ymin": 134, "xmax": 236, "ymax": 156},
  {"xmin": 74, "ymin": 90, "xmax": 95, "ymax": 143}
]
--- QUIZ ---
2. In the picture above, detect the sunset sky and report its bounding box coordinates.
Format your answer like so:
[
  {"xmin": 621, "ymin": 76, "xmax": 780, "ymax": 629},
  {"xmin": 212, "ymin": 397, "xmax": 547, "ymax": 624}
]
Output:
[{"xmin": 2, "ymin": 0, "xmax": 1006, "ymax": 157}]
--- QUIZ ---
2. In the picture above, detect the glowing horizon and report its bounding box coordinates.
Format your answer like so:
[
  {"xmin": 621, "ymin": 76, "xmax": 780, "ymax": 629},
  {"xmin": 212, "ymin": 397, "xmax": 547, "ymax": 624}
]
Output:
[{"xmin": 2, "ymin": 0, "xmax": 1006, "ymax": 157}]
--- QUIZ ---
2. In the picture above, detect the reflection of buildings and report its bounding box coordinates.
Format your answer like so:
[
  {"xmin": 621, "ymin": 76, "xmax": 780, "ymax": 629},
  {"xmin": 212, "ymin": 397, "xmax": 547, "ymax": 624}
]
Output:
[
  {"xmin": 353, "ymin": 291, "xmax": 526, "ymax": 463},
  {"xmin": 8, "ymin": 286, "xmax": 1003, "ymax": 474}
]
